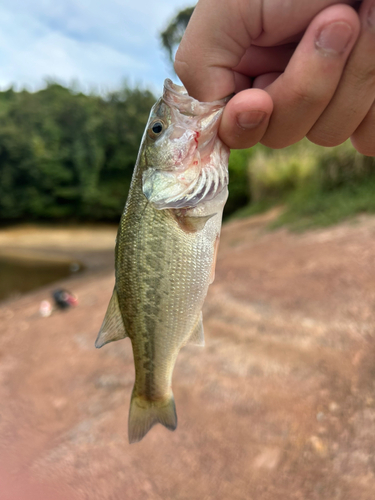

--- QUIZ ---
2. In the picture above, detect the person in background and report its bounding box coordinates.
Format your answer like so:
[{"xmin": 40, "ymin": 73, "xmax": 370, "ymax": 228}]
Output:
[{"xmin": 175, "ymin": 0, "xmax": 375, "ymax": 156}]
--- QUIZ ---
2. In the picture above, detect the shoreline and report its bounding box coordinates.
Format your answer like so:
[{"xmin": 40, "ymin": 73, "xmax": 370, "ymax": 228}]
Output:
[{"xmin": 0, "ymin": 224, "xmax": 117, "ymax": 302}]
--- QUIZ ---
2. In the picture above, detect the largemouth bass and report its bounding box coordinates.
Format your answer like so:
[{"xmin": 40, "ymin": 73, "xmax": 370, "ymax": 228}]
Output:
[{"xmin": 95, "ymin": 79, "xmax": 229, "ymax": 443}]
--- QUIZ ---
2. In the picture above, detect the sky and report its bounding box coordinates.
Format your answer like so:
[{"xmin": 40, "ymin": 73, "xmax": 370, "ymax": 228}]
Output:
[{"xmin": 0, "ymin": 0, "xmax": 192, "ymax": 95}]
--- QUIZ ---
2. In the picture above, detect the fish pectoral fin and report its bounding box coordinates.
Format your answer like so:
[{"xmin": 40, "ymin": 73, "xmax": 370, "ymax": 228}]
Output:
[
  {"xmin": 186, "ymin": 313, "xmax": 205, "ymax": 347},
  {"xmin": 128, "ymin": 389, "xmax": 177, "ymax": 444},
  {"xmin": 171, "ymin": 210, "xmax": 215, "ymax": 233},
  {"xmin": 95, "ymin": 288, "xmax": 127, "ymax": 348}
]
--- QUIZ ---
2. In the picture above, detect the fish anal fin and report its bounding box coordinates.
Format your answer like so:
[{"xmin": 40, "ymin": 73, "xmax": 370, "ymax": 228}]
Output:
[
  {"xmin": 170, "ymin": 210, "xmax": 215, "ymax": 233},
  {"xmin": 186, "ymin": 313, "xmax": 205, "ymax": 347},
  {"xmin": 128, "ymin": 389, "xmax": 177, "ymax": 444},
  {"xmin": 95, "ymin": 288, "xmax": 127, "ymax": 348}
]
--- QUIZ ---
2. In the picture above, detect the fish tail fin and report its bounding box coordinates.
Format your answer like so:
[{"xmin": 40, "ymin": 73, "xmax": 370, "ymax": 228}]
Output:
[{"xmin": 128, "ymin": 389, "xmax": 177, "ymax": 444}]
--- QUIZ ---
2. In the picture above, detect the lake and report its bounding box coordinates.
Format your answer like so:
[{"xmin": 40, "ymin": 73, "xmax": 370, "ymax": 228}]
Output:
[{"xmin": 0, "ymin": 256, "xmax": 82, "ymax": 301}]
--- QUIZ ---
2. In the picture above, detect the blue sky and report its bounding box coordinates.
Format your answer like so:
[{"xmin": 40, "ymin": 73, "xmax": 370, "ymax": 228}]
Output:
[{"xmin": 0, "ymin": 0, "xmax": 192, "ymax": 94}]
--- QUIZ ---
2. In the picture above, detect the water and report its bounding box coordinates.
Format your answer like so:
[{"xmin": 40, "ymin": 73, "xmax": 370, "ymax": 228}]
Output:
[{"xmin": 0, "ymin": 257, "xmax": 82, "ymax": 301}]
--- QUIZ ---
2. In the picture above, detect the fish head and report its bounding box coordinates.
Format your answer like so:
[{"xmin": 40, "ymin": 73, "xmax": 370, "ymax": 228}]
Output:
[{"xmin": 142, "ymin": 79, "xmax": 230, "ymax": 210}]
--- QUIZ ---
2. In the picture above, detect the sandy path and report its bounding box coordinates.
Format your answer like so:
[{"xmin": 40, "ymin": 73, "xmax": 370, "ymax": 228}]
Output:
[{"xmin": 1, "ymin": 214, "xmax": 375, "ymax": 499}]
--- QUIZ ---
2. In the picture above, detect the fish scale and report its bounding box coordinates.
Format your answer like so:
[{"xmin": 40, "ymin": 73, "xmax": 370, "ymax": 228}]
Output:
[
  {"xmin": 95, "ymin": 79, "xmax": 229, "ymax": 443},
  {"xmin": 117, "ymin": 180, "xmax": 211, "ymax": 398}
]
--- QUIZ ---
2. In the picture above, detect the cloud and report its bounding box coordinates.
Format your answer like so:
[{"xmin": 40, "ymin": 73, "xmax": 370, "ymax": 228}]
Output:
[{"xmin": 0, "ymin": 0, "xmax": 192, "ymax": 93}]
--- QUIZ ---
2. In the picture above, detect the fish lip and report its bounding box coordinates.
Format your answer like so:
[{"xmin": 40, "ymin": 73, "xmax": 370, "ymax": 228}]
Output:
[
  {"xmin": 162, "ymin": 79, "xmax": 229, "ymax": 117},
  {"xmin": 158, "ymin": 79, "xmax": 229, "ymax": 168}
]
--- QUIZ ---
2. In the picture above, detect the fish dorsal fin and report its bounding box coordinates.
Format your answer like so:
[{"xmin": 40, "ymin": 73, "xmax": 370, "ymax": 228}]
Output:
[
  {"xmin": 95, "ymin": 288, "xmax": 127, "ymax": 348},
  {"xmin": 186, "ymin": 314, "xmax": 205, "ymax": 346},
  {"xmin": 171, "ymin": 210, "xmax": 215, "ymax": 233}
]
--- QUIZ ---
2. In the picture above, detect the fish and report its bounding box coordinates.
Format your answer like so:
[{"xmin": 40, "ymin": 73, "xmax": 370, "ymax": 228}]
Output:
[{"xmin": 95, "ymin": 79, "xmax": 229, "ymax": 443}]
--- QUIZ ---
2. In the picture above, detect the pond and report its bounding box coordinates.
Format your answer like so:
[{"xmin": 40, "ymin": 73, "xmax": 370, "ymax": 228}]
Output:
[{"xmin": 0, "ymin": 256, "xmax": 82, "ymax": 301}]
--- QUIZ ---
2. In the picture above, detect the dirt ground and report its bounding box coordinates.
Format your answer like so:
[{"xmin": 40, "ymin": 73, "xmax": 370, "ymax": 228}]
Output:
[{"xmin": 1, "ymin": 213, "xmax": 375, "ymax": 499}]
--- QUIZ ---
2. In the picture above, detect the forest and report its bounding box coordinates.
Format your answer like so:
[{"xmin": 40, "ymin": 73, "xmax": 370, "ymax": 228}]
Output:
[{"xmin": 0, "ymin": 84, "xmax": 155, "ymax": 223}]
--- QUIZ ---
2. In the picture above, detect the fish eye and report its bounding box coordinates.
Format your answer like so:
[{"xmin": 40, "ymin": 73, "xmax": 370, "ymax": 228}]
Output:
[
  {"xmin": 152, "ymin": 122, "xmax": 163, "ymax": 134},
  {"xmin": 148, "ymin": 120, "xmax": 165, "ymax": 139}
]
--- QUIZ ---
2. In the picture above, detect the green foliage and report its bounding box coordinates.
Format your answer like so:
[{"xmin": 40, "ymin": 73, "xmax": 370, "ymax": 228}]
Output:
[
  {"xmin": 224, "ymin": 148, "xmax": 254, "ymax": 217},
  {"xmin": 247, "ymin": 141, "xmax": 318, "ymax": 202},
  {"xmin": 235, "ymin": 139, "xmax": 375, "ymax": 230},
  {"xmin": 0, "ymin": 83, "xmax": 155, "ymax": 223},
  {"xmin": 160, "ymin": 6, "xmax": 195, "ymax": 64},
  {"xmin": 271, "ymin": 143, "xmax": 375, "ymax": 230},
  {"xmin": 273, "ymin": 178, "xmax": 375, "ymax": 231}
]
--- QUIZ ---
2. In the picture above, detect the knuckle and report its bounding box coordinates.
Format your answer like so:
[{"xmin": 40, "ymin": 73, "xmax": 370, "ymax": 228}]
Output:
[
  {"xmin": 174, "ymin": 44, "xmax": 194, "ymax": 82},
  {"xmin": 174, "ymin": 52, "xmax": 187, "ymax": 80},
  {"xmin": 173, "ymin": 60, "xmax": 183, "ymax": 80},
  {"xmin": 349, "ymin": 64, "xmax": 375, "ymax": 88},
  {"xmin": 290, "ymin": 83, "xmax": 328, "ymax": 108}
]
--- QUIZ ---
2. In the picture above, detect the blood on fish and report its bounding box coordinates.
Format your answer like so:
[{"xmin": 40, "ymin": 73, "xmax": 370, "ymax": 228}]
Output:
[{"xmin": 194, "ymin": 131, "xmax": 200, "ymax": 145}]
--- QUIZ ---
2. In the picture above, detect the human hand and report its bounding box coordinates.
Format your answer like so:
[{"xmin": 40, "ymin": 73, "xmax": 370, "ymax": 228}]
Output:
[{"xmin": 175, "ymin": 0, "xmax": 375, "ymax": 156}]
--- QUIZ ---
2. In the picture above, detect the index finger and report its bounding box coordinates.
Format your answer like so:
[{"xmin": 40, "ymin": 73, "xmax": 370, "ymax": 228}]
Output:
[{"xmin": 174, "ymin": 0, "xmax": 257, "ymax": 101}]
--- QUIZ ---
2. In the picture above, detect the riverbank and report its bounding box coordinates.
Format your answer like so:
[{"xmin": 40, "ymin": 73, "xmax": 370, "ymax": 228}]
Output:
[
  {"xmin": 2, "ymin": 214, "xmax": 375, "ymax": 499},
  {"xmin": 0, "ymin": 224, "xmax": 117, "ymax": 271},
  {"xmin": 0, "ymin": 225, "xmax": 117, "ymax": 301}
]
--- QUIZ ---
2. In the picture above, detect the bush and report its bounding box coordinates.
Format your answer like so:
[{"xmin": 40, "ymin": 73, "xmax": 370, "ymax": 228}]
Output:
[
  {"xmin": 240, "ymin": 139, "xmax": 375, "ymax": 230},
  {"xmin": 224, "ymin": 148, "xmax": 254, "ymax": 217}
]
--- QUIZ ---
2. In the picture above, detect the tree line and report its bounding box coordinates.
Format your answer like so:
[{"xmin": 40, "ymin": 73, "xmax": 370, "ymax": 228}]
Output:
[
  {"xmin": 0, "ymin": 80, "xmax": 251, "ymax": 224},
  {"xmin": 0, "ymin": 83, "xmax": 156, "ymax": 223}
]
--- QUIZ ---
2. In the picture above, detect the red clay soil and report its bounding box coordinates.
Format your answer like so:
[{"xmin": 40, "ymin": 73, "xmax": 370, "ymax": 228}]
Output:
[{"xmin": 2, "ymin": 213, "xmax": 375, "ymax": 499}]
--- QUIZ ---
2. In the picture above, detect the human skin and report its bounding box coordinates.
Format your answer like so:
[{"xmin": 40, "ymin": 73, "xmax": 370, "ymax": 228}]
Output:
[{"xmin": 175, "ymin": 0, "xmax": 375, "ymax": 155}]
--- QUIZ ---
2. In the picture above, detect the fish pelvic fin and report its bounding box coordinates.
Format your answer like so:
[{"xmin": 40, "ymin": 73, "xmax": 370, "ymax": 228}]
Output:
[
  {"xmin": 128, "ymin": 389, "xmax": 177, "ymax": 444},
  {"xmin": 186, "ymin": 313, "xmax": 205, "ymax": 347},
  {"xmin": 95, "ymin": 288, "xmax": 127, "ymax": 348}
]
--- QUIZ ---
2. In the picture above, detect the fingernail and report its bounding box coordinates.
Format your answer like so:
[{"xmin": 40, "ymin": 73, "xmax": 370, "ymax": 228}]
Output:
[
  {"xmin": 237, "ymin": 111, "xmax": 266, "ymax": 130},
  {"xmin": 368, "ymin": 4, "xmax": 375, "ymax": 30},
  {"xmin": 315, "ymin": 22, "xmax": 353, "ymax": 55}
]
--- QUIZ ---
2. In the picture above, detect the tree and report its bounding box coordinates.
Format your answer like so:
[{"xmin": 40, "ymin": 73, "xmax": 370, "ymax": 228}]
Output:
[
  {"xmin": 0, "ymin": 83, "xmax": 156, "ymax": 224},
  {"xmin": 160, "ymin": 6, "xmax": 195, "ymax": 65}
]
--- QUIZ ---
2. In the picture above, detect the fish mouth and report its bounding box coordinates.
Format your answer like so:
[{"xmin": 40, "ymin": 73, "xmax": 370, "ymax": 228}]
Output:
[
  {"xmin": 162, "ymin": 79, "xmax": 229, "ymax": 117},
  {"xmin": 142, "ymin": 79, "xmax": 230, "ymax": 211},
  {"xmin": 162, "ymin": 79, "xmax": 229, "ymax": 161}
]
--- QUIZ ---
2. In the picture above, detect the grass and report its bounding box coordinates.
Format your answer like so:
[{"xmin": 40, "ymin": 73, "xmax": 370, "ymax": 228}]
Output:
[
  {"xmin": 272, "ymin": 177, "xmax": 375, "ymax": 231},
  {"xmin": 230, "ymin": 139, "xmax": 375, "ymax": 232},
  {"xmin": 228, "ymin": 199, "xmax": 278, "ymax": 220}
]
